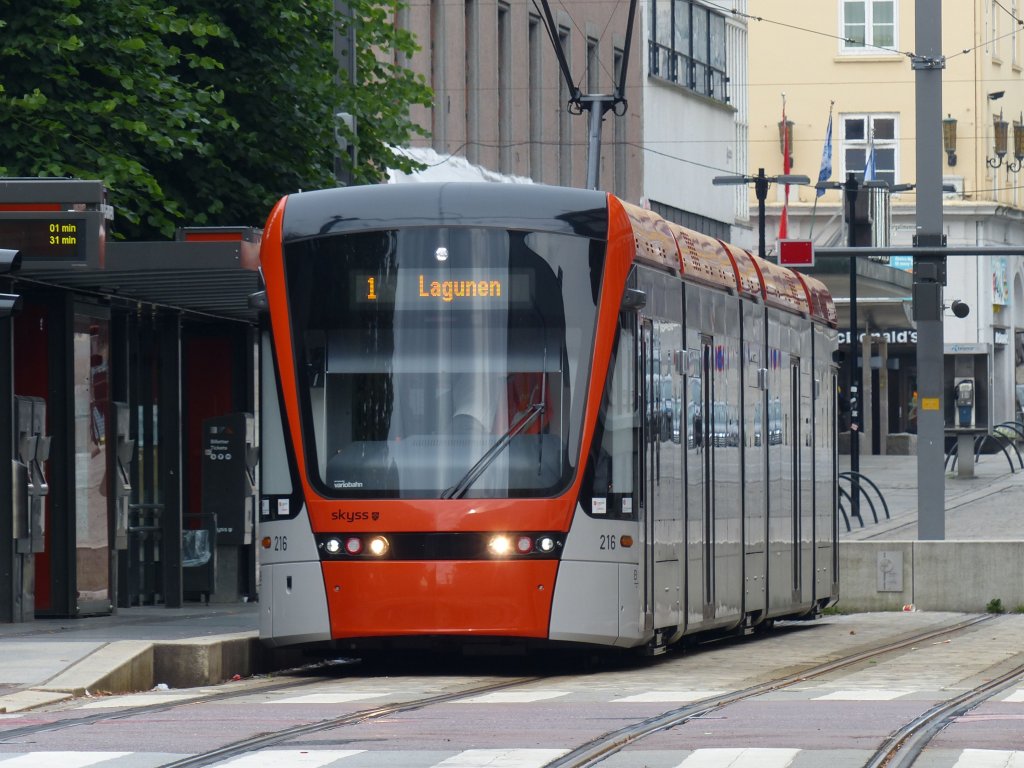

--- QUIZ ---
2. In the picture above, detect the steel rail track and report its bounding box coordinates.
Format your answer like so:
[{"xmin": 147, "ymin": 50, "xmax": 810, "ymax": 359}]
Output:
[
  {"xmin": 159, "ymin": 676, "xmax": 541, "ymax": 768},
  {"xmin": 865, "ymin": 653, "xmax": 1024, "ymax": 768},
  {"xmin": 0, "ymin": 662, "xmax": 354, "ymax": 743},
  {"xmin": 546, "ymin": 614, "xmax": 995, "ymax": 768},
  {"xmin": 0, "ymin": 614, "xmax": 996, "ymax": 767}
]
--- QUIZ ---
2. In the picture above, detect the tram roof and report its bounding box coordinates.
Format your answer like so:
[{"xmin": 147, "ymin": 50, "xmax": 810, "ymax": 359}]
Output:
[{"xmin": 280, "ymin": 183, "xmax": 610, "ymax": 242}]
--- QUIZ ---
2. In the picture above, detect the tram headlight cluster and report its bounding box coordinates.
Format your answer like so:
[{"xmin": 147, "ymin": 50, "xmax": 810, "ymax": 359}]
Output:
[
  {"xmin": 487, "ymin": 533, "xmax": 560, "ymax": 558},
  {"xmin": 316, "ymin": 532, "xmax": 562, "ymax": 560},
  {"xmin": 320, "ymin": 535, "xmax": 391, "ymax": 558}
]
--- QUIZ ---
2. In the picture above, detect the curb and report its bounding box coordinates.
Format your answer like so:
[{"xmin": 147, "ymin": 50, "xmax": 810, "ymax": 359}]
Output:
[{"xmin": 0, "ymin": 631, "xmax": 281, "ymax": 714}]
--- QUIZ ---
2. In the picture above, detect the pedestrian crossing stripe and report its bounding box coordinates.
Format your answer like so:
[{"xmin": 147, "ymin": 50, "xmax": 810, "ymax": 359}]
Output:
[
  {"xmin": 211, "ymin": 751, "xmax": 365, "ymax": 767},
  {"xmin": 952, "ymin": 749, "xmax": 1024, "ymax": 767},
  {"xmin": 269, "ymin": 692, "xmax": 386, "ymax": 705},
  {"xmin": 812, "ymin": 689, "xmax": 912, "ymax": 701},
  {"xmin": 81, "ymin": 692, "xmax": 205, "ymax": 709},
  {"xmin": 0, "ymin": 748, "xmax": 1023, "ymax": 767},
  {"xmin": 0, "ymin": 753, "xmax": 131, "ymax": 768},
  {"xmin": 674, "ymin": 748, "xmax": 801, "ymax": 767},
  {"xmin": 432, "ymin": 749, "xmax": 570, "ymax": 767},
  {"xmin": 614, "ymin": 690, "xmax": 726, "ymax": 703},
  {"xmin": 454, "ymin": 690, "xmax": 570, "ymax": 704}
]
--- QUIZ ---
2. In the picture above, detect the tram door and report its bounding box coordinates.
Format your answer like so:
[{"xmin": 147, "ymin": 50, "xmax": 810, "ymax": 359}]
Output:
[
  {"xmin": 638, "ymin": 308, "xmax": 684, "ymax": 637},
  {"xmin": 684, "ymin": 334, "xmax": 715, "ymax": 626},
  {"xmin": 789, "ymin": 359, "xmax": 802, "ymax": 600}
]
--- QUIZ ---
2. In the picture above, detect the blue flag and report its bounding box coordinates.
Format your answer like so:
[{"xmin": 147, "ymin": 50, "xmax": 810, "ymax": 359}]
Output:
[
  {"xmin": 864, "ymin": 136, "xmax": 877, "ymax": 182},
  {"xmin": 816, "ymin": 112, "xmax": 832, "ymax": 198}
]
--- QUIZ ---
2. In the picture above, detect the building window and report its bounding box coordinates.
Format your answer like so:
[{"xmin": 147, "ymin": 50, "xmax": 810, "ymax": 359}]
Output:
[
  {"xmin": 587, "ymin": 37, "xmax": 600, "ymax": 94},
  {"xmin": 528, "ymin": 14, "xmax": 543, "ymax": 180},
  {"xmin": 431, "ymin": 0, "xmax": 447, "ymax": 151},
  {"xmin": 840, "ymin": 0, "xmax": 896, "ymax": 53},
  {"xmin": 498, "ymin": 2, "xmax": 512, "ymax": 173},
  {"xmin": 842, "ymin": 113, "xmax": 897, "ymax": 187},
  {"xmin": 992, "ymin": 0, "xmax": 1002, "ymax": 61},
  {"xmin": 465, "ymin": 0, "xmax": 479, "ymax": 164},
  {"xmin": 613, "ymin": 47, "xmax": 627, "ymax": 199},
  {"xmin": 648, "ymin": 1, "xmax": 729, "ymax": 104},
  {"xmin": 558, "ymin": 26, "xmax": 572, "ymax": 186},
  {"xmin": 1013, "ymin": 0, "xmax": 1020, "ymax": 66}
]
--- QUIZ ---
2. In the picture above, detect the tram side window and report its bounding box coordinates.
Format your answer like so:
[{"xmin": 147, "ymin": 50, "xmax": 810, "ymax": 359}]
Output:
[{"xmin": 583, "ymin": 321, "xmax": 636, "ymax": 518}]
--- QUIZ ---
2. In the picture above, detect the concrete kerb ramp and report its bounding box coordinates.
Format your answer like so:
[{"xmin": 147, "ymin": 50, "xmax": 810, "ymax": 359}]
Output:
[
  {"xmin": 838, "ymin": 540, "xmax": 1024, "ymax": 613},
  {"xmin": 0, "ymin": 631, "xmax": 303, "ymax": 714}
]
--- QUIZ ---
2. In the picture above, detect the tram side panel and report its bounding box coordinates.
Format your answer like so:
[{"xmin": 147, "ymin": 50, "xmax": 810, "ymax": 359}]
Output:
[
  {"xmin": 797, "ymin": 313, "xmax": 816, "ymax": 607},
  {"xmin": 551, "ymin": 304, "xmax": 645, "ymax": 648},
  {"xmin": 257, "ymin": 331, "xmax": 332, "ymax": 648},
  {"xmin": 813, "ymin": 323, "xmax": 840, "ymax": 605},
  {"xmin": 742, "ymin": 299, "xmax": 769, "ymax": 621},
  {"xmin": 714, "ymin": 295, "xmax": 743, "ymax": 629}
]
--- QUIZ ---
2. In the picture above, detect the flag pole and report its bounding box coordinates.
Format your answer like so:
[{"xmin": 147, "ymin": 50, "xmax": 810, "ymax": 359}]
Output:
[{"xmin": 809, "ymin": 101, "xmax": 835, "ymax": 240}]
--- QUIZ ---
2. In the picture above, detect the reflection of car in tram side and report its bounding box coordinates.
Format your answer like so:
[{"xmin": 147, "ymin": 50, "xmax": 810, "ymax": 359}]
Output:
[
  {"xmin": 255, "ymin": 182, "xmax": 840, "ymax": 657},
  {"xmin": 768, "ymin": 398, "xmax": 783, "ymax": 445}
]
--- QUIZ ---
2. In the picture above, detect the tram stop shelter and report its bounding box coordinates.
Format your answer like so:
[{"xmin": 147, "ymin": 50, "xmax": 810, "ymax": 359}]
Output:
[{"xmin": 1, "ymin": 178, "xmax": 262, "ymax": 623}]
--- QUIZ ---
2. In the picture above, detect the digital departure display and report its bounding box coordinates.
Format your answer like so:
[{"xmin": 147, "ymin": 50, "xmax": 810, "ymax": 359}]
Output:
[{"xmin": 0, "ymin": 213, "xmax": 97, "ymax": 263}]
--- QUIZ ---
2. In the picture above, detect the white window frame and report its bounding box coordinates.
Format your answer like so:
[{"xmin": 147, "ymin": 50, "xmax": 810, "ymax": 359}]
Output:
[
  {"xmin": 839, "ymin": 0, "xmax": 898, "ymax": 55},
  {"xmin": 992, "ymin": 0, "xmax": 1003, "ymax": 62},
  {"xmin": 840, "ymin": 112, "xmax": 898, "ymax": 187},
  {"xmin": 1014, "ymin": 0, "xmax": 1020, "ymax": 67}
]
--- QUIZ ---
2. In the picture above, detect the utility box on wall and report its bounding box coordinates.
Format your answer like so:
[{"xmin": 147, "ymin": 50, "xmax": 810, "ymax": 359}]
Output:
[{"xmin": 201, "ymin": 413, "xmax": 256, "ymax": 547}]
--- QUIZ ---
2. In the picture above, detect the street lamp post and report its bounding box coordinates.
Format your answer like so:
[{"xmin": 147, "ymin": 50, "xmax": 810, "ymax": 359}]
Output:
[
  {"xmin": 817, "ymin": 174, "xmax": 891, "ymax": 522},
  {"xmin": 713, "ymin": 169, "xmax": 810, "ymax": 259}
]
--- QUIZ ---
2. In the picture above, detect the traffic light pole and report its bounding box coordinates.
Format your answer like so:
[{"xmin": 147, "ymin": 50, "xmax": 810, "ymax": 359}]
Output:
[
  {"xmin": 913, "ymin": 3, "xmax": 946, "ymax": 540},
  {"xmin": 844, "ymin": 174, "xmax": 860, "ymax": 521}
]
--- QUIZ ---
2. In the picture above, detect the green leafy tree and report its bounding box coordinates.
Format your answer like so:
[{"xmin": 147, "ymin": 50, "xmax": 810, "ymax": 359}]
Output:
[{"xmin": 0, "ymin": 0, "xmax": 430, "ymax": 239}]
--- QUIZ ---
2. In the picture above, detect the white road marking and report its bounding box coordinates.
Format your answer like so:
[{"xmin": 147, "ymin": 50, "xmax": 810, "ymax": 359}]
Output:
[
  {"xmin": 673, "ymin": 748, "xmax": 801, "ymax": 767},
  {"xmin": 269, "ymin": 692, "xmax": 386, "ymax": 704},
  {"xmin": 1004, "ymin": 689, "xmax": 1024, "ymax": 703},
  {"xmin": 432, "ymin": 749, "xmax": 570, "ymax": 767},
  {"xmin": 614, "ymin": 690, "xmax": 726, "ymax": 703},
  {"xmin": 455, "ymin": 691, "xmax": 570, "ymax": 704},
  {"xmin": 952, "ymin": 749, "xmax": 1024, "ymax": 767},
  {"xmin": 81, "ymin": 692, "xmax": 203, "ymax": 708},
  {"xmin": 0, "ymin": 753, "xmax": 131, "ymax": 768},
  {"xmin": 812, "ymin": 689, "xmax": 911, "ymax": 701},
  {"xmin": 211, "ymin": 750, "xmax": 365, "ymax": 767}
]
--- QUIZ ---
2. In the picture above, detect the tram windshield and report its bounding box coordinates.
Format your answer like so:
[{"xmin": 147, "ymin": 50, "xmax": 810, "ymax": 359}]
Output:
[{"xmin": 283, "ymin": 226, "xmax": 603, "ymax": 499}]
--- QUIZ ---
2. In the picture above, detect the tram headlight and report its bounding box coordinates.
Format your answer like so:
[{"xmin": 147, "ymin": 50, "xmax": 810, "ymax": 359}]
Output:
[
  {"xmin": 367, "ymin": 536, "xmax": 390, "ymax": 557},
  {"xmin": 487, "ymin": 534, "xmax": 512, "ymax": 557},
  {"xmin": 515, "ymin": 535, "xmax": 534, "ymax": 554},
  {"xmin": 536, "ymin": 536, "xmax": 557, "ymax": 553},
  {"xmin": 324, "ymin": 538, "xmax": 342, "ymax": 555}
]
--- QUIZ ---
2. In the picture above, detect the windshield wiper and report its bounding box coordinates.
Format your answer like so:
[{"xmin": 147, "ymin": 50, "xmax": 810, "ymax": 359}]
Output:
[{"xmin": 440, "ymin": 401, "xmax": 546, "ymax": 500}]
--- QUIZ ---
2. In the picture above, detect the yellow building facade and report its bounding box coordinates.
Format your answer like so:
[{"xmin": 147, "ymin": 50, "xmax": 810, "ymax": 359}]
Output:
[{"xmin": 743, "ymin": 0, "xmax": 1024, "ymax": 435}]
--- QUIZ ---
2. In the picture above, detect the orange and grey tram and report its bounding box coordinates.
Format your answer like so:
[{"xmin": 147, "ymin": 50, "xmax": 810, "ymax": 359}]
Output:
[{"xmin": 256, "ymin": 182, "xmax": 839, "ymax": 654}]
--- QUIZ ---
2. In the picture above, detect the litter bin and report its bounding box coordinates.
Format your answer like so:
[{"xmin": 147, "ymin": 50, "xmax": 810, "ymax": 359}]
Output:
[{"xmin": 183, "ymin": 513, "xmax": 217, "ymax": 603}]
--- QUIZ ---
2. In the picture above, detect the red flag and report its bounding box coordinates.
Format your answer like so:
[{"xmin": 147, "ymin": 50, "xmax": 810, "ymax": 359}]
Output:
[{"xmin": 779, "ymin": 96, "xmax": 790, "ymax": 241}]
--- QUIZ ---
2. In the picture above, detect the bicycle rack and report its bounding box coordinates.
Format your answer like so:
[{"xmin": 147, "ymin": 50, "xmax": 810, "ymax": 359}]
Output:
[
  {"xmin": 838, "ymin": 470, "xmax": 890, "ymax": 532},
  {"xmin": 944, "ymin": 423, "xmax": 1022, "ymax": 474}
]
